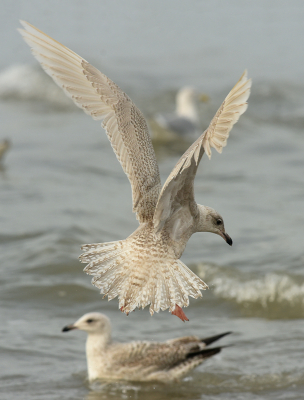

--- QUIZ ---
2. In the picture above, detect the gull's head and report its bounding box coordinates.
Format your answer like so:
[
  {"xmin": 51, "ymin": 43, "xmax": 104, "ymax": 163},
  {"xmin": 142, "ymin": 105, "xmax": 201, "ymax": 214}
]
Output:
[
  {"xmin": 62, "ymin": 312, "xmax": 111, "ymax": 335},
  {"xmin": 176, "ymin": 86, "xmax": 197, "ymax": 104},
  {"xmin": 197, "ymin": 205, "xmax": 232, "ymax": 246},
  {"xmin": 176, "ymin": 86, "xmax": 200, "ymax": 122},
  {"xmin": 176, "ymin": 86, "xmax": 209, "ymax": 121}
]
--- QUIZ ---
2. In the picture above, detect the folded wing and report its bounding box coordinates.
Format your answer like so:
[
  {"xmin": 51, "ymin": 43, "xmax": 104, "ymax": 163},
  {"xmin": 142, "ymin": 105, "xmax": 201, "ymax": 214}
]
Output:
[
  {"xmin": 153, "ymin": 71, "xmax": 251, "ymax": 231},
  {"xmin": 111, "ymin": 340, "xmax": 200, "ymax": 369},
  {"xmin": 19, "ymin": 21, "xmax": 161, "ymax": 223}
]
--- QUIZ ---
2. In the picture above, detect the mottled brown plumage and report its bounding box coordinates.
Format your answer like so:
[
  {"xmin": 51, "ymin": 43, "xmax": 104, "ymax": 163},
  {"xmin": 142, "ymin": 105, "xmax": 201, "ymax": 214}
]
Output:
[{"xmin": 19, "ymin": 21, "xmax": 251, "ymax": 319}]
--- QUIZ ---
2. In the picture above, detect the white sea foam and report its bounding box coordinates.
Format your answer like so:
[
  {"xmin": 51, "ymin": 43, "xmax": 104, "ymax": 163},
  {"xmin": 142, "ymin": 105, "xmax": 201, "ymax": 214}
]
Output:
[
  {"xmin": 0, "ymin": 64, "xmax": 74, "ymax": 108},
  {"xmin": 196, "ymin": 263, "xmax": 304, "ymax": 317}
]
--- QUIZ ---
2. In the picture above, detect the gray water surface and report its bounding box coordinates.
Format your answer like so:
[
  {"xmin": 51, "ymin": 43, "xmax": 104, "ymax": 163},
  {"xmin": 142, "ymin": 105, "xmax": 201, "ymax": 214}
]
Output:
[{"xmin": 1, "ymin": 1, "xmax": 304, "ymax": 399}]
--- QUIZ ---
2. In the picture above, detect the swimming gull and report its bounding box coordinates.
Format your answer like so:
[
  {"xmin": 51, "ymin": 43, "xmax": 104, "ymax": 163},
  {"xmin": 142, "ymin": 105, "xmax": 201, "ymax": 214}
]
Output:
[
  {"xmin": 154, "ymin": 86, "xmax": 206, "ymax": 139},
  {"xmin": 0, "ymin": 139, "xmax": 10, "ymax": 162},
  {"xmin": 62, "ymin": 312, "xmax": 231, "ymax": 382},
  {"xmin": 19, "ymin": 21, "xmax": 251, "ymax": 321}
]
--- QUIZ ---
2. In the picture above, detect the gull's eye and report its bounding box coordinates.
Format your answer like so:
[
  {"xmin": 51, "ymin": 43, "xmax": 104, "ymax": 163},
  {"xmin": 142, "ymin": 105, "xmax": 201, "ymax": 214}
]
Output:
[
  {"xmin": 216, "ymin": 219, "xmax": 223, "ymax": 226},
  {"xmin": 86, "ymin": 318, "xmax": 94, "ymax": 323}
]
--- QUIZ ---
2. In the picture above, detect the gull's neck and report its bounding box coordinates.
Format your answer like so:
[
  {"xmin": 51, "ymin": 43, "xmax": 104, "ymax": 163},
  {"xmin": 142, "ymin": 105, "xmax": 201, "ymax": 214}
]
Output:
[
  {"xmin": 176, "ymin": 93, "xmax": 198, "ymax": 123},
  {"xmin": 194, "ymin": 205, "xmax": 211, "ymax": 233},
  {"xmin": 86, "ymin": 332, "xmax": 111, "ymax": 380}
]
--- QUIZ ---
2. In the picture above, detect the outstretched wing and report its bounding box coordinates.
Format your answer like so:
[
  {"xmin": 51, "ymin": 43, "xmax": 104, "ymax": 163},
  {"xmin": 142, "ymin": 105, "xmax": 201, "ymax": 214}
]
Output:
[
  {"xmin": 19, "ymin": 21, "xmax": 161, "ymax": 223},
  {"xmin": 153, "ymin": 71, "xmax": 251, "ymax": 231}
]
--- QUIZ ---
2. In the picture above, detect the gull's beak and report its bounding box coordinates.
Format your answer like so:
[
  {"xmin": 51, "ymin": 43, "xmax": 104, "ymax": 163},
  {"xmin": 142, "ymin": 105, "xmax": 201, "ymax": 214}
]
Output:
[
  {"xmin": 199, "ymin": 93, "xmax": 210, "ymax": 103},
  {"xmin": 219, "ymin": 231, "xmax": 233, "ymax": 246},
  {"xmin": 62, "ymin": 324, "xmax": 77, "ymax": 332}
]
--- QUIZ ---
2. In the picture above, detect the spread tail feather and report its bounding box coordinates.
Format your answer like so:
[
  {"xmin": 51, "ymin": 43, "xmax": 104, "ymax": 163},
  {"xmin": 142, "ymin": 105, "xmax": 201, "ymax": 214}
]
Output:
[{"xmin": 80, "ymin": 239, "xmax": 208, "ymax": 315}]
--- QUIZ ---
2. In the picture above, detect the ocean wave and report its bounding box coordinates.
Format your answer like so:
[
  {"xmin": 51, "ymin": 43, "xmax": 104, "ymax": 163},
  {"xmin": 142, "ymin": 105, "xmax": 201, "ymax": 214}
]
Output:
[
  {"xmin": 0, "ymin": 64, "xmax": 74, "ymax": 109},
  {"xmin": 2, "ymin": 64, "xmax": 304, "ymax": 129},
  {"xmin": 249, "ymin": 81, "xmax": 304, "ymax": 129},
  {"xmin": 194, "ymin": 262, "xmax": 304, "ymax": 319}
]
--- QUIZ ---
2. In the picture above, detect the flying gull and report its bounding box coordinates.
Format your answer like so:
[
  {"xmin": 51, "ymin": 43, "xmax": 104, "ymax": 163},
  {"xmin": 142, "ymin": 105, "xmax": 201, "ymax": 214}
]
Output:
[
  {"xmin": 62, "ymin": 312, "xmax": 231, "ymax": 382},
  {"xmin": 19, "ymin": 21, "xmax": 251, "ymax": 321}
]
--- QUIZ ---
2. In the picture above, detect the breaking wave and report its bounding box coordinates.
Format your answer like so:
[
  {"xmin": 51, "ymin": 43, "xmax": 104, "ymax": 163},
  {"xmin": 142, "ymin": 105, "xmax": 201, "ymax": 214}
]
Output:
[
  {"xmin": 1, "ymin": 64, "xmax": 304, "ymax": 130},
  {"xmin": 0, "ymin": 64, "xmax": 74, "ymax": 109},
  {"xmin": 194, "ymin": 262, "xmax": 304, "ymax": 319},
  {"xmin": 249, "ymin": 80, "xmax": 304, "ymax": 129}
]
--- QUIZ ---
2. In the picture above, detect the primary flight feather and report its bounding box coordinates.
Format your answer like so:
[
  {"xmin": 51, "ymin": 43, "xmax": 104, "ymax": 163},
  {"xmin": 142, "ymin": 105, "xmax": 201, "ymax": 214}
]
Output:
[{"xmin": 19, "ymin": 21, "xmax": 251, "ymax": 321}]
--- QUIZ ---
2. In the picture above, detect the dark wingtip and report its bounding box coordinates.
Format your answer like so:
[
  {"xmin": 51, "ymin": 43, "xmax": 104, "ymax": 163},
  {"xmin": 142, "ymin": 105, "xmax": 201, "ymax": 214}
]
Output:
[
  {"xmin": 201, "ymin": 331, "xmax": 232, "ymax": 346},
  {"xmin": 186, "ymin": 346, "xmax": 223, "ymax": 360}
]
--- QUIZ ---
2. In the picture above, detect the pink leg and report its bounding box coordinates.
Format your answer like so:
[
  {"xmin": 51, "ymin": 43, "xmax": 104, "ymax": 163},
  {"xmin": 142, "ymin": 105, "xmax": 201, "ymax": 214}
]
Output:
[{"xmin": 171, "ymin": 304, "xmax": 189, "ymax": 322}]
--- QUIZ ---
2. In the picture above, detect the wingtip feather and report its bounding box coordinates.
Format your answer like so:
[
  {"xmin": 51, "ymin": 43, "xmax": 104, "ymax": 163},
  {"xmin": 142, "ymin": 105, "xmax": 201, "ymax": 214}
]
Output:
[{"xmin": 202, "ymin": 70, "xmax": 251, "ymax": 159}]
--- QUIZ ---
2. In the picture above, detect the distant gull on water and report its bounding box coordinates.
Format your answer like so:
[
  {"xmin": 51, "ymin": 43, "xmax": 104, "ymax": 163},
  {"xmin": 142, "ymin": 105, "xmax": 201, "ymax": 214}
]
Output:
[
  {"xmin": 19, "ymin": 21, "xmax": 251, "ymax": 321},
  {"xmin": 0, "ymin": 139, "xmax": 10, "ymax": 163},
  {"xmin": 154, "ymin": 86, "xmax": 208, "ymax": 140},
  {"xmin": 62, "ymin": 312, "xmax": 231, "ymax": 382}
]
